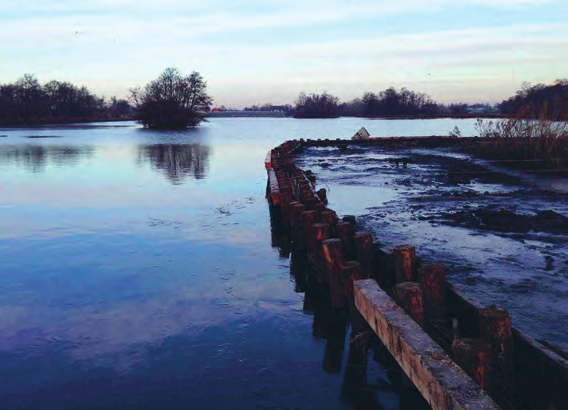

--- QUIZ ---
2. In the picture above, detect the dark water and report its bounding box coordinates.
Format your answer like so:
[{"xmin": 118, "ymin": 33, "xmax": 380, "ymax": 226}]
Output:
[{"xmin": 0, "ymin": 118, "xmax": 477, "ymax": 409}]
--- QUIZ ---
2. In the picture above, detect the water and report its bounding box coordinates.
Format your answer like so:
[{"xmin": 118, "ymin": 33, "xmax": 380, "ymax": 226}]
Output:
[
  {"xmin": 293, "ymin": 141, "xmax": 568, "ymax": 351},
  {"xmin": 0, "ymin": 118, "xmax": 478, "ymax": 409}
]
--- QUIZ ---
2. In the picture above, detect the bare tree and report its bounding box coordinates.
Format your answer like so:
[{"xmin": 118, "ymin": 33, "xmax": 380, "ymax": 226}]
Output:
[{"xmin": 130, "ymin": 68, "xmax": 213, "ymax": 129}]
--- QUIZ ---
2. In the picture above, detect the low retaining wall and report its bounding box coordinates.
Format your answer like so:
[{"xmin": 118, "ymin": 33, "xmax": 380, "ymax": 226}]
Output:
[{"xmin": 265, "ymin": 137, "xmax": 567, "ymax": 410}]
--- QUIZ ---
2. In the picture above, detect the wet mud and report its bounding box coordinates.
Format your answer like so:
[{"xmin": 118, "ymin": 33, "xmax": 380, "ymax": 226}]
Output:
[{"xmin": 295, "ymin": 143, "xmax": 568, "ymax": 351}]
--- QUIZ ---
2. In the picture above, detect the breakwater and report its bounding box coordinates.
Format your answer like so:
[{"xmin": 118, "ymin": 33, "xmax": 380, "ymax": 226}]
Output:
[{"xmin": 265, "ymin": 137, "xmax": 568, "ymax": 410}]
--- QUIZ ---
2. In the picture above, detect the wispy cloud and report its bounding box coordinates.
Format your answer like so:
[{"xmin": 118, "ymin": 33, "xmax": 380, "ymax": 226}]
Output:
[{"xmin": 1, "ymin": 0, "xmax": 566, "ymax": 105}]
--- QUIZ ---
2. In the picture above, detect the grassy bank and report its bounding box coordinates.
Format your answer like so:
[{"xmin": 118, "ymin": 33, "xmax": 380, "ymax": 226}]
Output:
[{"xmin": 457, "ymin": 117, "xmax": 567, "ymax": 170}]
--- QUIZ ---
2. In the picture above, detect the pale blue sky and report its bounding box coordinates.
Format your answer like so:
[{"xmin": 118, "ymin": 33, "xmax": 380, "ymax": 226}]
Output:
[{"xmin": 1, "ymin": 0, "xmax": 567, "ymax": 107}]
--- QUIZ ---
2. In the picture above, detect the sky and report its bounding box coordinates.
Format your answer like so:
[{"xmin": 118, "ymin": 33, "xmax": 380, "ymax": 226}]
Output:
[{"xmin": 1, "ymin": 0, "xmax": 567, "ymax": 108}]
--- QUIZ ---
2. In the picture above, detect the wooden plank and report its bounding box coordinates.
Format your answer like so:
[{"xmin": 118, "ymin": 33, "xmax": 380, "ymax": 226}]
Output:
[
  {"xmin": 268, "ymin": 168, "xmax": 280, "ymax": 205},
  {"xmin": 354, "ymin": 279, "xmax": 500, "ymax": 410}
]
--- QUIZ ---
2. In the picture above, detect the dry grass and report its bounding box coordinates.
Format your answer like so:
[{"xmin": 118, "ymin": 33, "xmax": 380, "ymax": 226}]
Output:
[{"xmin": 461, "ymin": 116, "xmax": 568, "ymax": 169}]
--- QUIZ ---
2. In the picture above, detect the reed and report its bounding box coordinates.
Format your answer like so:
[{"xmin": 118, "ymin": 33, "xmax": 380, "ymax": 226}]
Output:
[{"xmin": 461, "ymin": 112, "xmax": 567, "ymax": 169}]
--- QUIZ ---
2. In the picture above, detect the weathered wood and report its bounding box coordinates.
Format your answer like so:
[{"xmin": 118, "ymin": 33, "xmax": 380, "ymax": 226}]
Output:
[
  {"xmin": 290, "ymin": 203, "xmax": 306, "ymax": 229},
  {"xmin": 265, "ymin": 150, "xmax": 273, "ymax": 169},
  {"xmin": 302, "ymin": 210, "xmax": 318, "ymax": 255},
  {"xmin": 353, "ymin": 233, "xmax": 374, "ymax": 279},
  {"xmin": 313, "ymin": 202, "xmax": 327, "ymax": 216},
  {"xmin": 340, "ymin": 260, "xmax": 360, "ymax": 298},
  {"xmin": 305, "ymin": 197, "xmax": 319, "ymax": 211},
  {"xmin": 268, "ymin": 168, "xmax": 281, "ymax": 206},
  {"xmin": 313, "ymin": 223, "xmax": 331, "ymax": 283},
  {"xmin": 479, "ymin": 307, "xmax": 513, "ymax": 380},
  {"xmin": 393, "ymin": 245, "xmax": 417, "ymax": 283},
  {"xmin": 394, "ymin": 282, "xmax": 425, "ymax": 327},
  {"xmin": 321, "ymin": 210, "xmax": 338, "ymax": 227},
  {"xmin": 512, "ymin": 328, "xmax": 568, "ymax": 410},
  {"xmin": 322, "ymin": 238, "xmax": 345, "ymax": 307},
  {"xmin": 317, "ymin": 188, "xmax": 327, "ymax": 203},
  {"xmin": 418, "ymin": 263, "xmax": 447, "ymax": 320},
  {"xmin": 335, "ymin": 221, "xmax": 354, "ymax": 260},
  {"xmin": 354, "ymin": 279, "xmax": 499, "ymax": 410},
  {"xmin": 373, "ymin": 244, "xmax": 395, "ymax": 287},
  {"xmin": 452, "ymin": 338, "xmax": 492, "ymax": 390}
]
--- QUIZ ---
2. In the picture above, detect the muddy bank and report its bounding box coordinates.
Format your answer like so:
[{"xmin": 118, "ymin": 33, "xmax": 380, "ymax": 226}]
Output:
[{"xmin": 294, "ymin": 142, "xmax": 568, "ymax": 351}]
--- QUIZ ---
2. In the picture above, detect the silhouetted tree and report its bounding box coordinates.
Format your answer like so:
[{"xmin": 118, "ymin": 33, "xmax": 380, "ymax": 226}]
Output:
[
  {"xmin": 0, "ymin": 74, "xmax": 107, "ymax": 124},
  {"xmin": 294, "ymin": 92, "xmax": 340, "ymax": 118},
  {"xmin": 499, "ymin": 79, "xmax": 568, "ymax": 120},
  {"xmin": 340, "ymin": 98, "xmax": 365, "ymax": 117},
  {"xmin": 359, "ymin": 87, "xmax": 437, "ymax": 117},
  {"xmin": 130, "ymin": 68, "xmax": 212, "ymax": 129}
]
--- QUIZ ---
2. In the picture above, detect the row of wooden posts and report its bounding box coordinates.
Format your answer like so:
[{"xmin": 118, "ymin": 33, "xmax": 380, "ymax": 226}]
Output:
[{"xmin": 266, "ymin": 139, "xmax": 514, "ymax": 399}]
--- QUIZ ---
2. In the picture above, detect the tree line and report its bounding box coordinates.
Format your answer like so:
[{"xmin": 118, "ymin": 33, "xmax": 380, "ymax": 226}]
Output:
[
  {"xmin": 292, "ymin": 88, "xmax": 483, "ymax": 119},
  {"xmin": 293, "ymin": 81, "xmax": 568, "ymax": 120},
  {"xmin": 2, "ymin": 70, "xmax": 566, "ymax": 128},
  {"xmin": 499, "ymin": 79, "xmax": 568, "ymax": 121},
  {"xmin": 0, "ymin": 74, "xmax": 133, "ymax": 125}
]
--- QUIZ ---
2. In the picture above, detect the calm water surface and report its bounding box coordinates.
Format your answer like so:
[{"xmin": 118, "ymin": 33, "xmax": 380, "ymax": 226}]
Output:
[{"xmin": 0, "ymin": 118, "xmax": 478, "ymax": 409}]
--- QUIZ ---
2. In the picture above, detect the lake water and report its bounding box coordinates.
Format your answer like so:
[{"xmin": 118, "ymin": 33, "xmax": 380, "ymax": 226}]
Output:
[{"xmin": 0, "ymin": 118, "xmax": 481, "ymax": 409}]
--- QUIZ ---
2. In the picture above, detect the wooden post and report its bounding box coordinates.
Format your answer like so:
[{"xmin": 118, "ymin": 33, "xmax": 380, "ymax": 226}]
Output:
[
  {"xmin": 317, "ymin": 188, "xmax": 327, "ymax": 204},
  {"xmin": 340, "ymin": 261, "xmax": 360, "ymax": 298},
  {"xmin": 321, "ymin": 210, "xmax": 338, "ymax": 227},
  {"xmin": 373, "ymin": 244, "xmax": 395, "ymax": 287},
  {"xmin": 452, "ymin": 338, "xmax": 492, "ymax": 390},
  {"xmin": 336, "ymin": 221, "xmax": 354, "ymax": 260},
  {"xmin": 314, "ymin": 223, "xmax": 331, "ymax": 283},
  {"xmin": 418, "ymin": 263, "xmax": 446, "ymax": 321},
  {"xmin": 305, "ymin": 197, "xmax": 319, "ymax": 211},
  {"xmin": 290, "ymin": 203, "xmax": 305, "ymax": 229},
  {"xmin": 393, "ymin": 245, "xmax": 417, "ymax": 283},
  {"xmin": 301, "ymin": 187, "xmax": 312, "ymax": 201},
  {"xmin": 322, "ymin": 238, "xmax": 345, "ymax": 307},
  {"xmin": 353, "ymin": 233, "xmax": 374, "ymax": 279},
  {"xmin": 342, "ymin": 215, "xmax": 356, "ymax": 226},
  {"xmin": 394, "ymin": 282, "xmax": 424, "ymax": 327},
  {"xmin": 279, "ymin": 189, "xmax": 292, "ymax": 218},
  {"xmin": 302, "ymin": 210, "xmax": 318, "ymax": 255},
  {"xmin": 313, "ymin": 202, "xmax": 327, "ymax": 217},
  {"xmin": 479, "ymin": 307, "xmax": 513, "ymax": 380},
  {"xmin": 355, "ymin": 280, "xmax": 500, "ymax": 410}
]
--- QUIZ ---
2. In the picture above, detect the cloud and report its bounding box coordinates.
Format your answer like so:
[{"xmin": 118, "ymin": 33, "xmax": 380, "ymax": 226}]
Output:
[{"xmin": 1, "ymin": 0, "xmax": 566, "ymax": 104}]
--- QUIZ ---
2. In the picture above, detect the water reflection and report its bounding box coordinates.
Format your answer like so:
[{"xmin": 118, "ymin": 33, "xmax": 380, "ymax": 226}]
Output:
[
  {"xmin": 269, "ymin": 203, "xmax": 431, "ymax": 409},
  {"xmin": 138, "ymin": 144, "xmax": 210, "ymax": 184},
  {"xmin": 0, "ymin": 144, "xmax": 94, "ymax": 173}
]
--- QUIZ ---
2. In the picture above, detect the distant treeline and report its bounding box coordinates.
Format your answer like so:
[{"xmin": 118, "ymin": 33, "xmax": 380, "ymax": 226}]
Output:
[
  {"xmin": 0, "ymin": 74, "xmax": 133, "ymax": 125},
  {"xmin": 2, "ymin": 73, "xmax": 566, "ymax": 125},
  {"xmin": 292, "ymin": 80, "xmax": 568, "ymax": 120},
  {"xmin": 293, "ymin": 88, "xmax": 495, "ymax": 119},
  {"xmin": 499, "ymin": 79, "xmax": 568, "ymax": 121}
]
